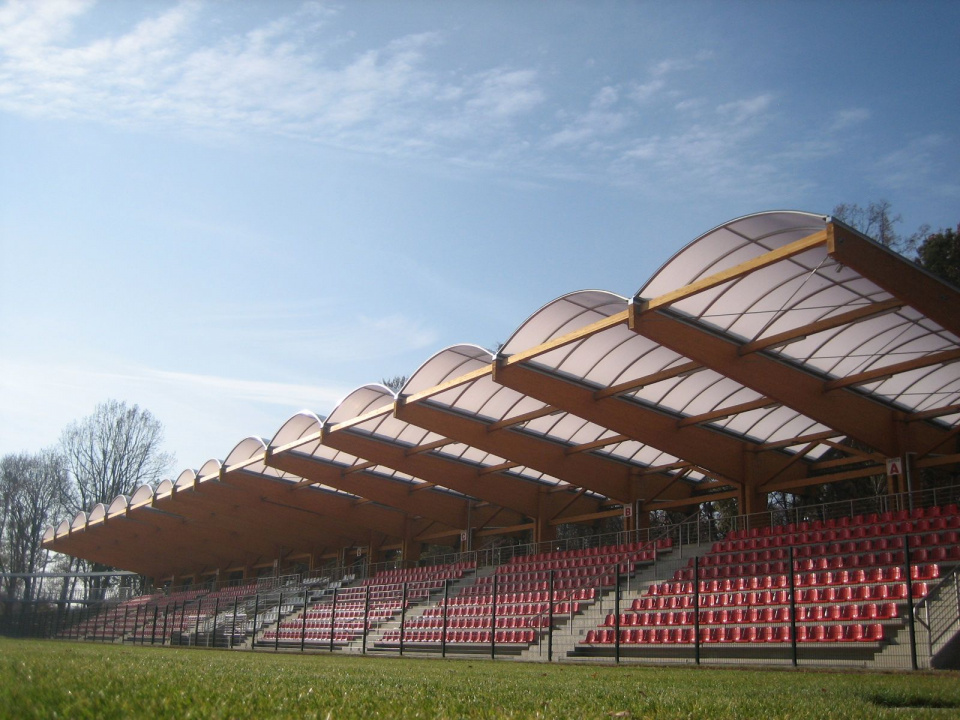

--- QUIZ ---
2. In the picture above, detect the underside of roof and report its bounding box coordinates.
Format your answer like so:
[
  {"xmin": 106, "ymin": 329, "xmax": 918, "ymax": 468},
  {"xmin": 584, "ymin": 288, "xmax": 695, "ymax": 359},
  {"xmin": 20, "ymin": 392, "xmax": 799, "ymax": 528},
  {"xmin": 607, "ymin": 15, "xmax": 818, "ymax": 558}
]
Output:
[{"xmin": 44, "ymin": 211, "xmax": 960, "ymax": 581}]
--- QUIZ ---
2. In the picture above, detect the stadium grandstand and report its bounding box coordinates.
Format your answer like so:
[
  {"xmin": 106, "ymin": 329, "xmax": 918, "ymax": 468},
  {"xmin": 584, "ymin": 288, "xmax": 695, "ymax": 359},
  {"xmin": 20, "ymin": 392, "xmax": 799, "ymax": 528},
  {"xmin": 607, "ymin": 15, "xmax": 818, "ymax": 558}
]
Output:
[{"xmin": 15, "ymin": 210, "xmax": 960, "ymax": 669}]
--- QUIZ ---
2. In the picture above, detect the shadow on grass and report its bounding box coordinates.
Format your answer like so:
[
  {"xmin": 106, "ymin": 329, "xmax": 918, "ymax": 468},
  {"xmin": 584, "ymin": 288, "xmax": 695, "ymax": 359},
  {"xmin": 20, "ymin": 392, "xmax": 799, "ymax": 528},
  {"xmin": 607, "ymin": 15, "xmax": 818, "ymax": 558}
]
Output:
[{"xmin": 868, "ymin": 691, "xmax": 960, "ymax": 710}]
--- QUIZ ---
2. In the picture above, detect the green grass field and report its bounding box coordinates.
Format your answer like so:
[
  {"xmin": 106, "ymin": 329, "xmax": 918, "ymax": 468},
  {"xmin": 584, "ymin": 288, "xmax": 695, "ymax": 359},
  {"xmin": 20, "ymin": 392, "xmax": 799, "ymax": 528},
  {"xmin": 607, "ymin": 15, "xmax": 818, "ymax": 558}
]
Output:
[{"xmin": 0, "ymin": 639, "xmax": 958, "ymax": 719}]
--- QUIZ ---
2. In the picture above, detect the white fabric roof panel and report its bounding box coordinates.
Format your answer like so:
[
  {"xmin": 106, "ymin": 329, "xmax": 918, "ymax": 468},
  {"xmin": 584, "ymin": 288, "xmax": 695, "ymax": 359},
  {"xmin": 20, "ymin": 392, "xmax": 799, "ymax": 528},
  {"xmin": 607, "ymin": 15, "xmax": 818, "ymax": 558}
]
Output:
[
  {"xmin": 512, "ymin": 290, "xmax": 832, "ymax": 461},
  {"xmin": 415, "ymin": 345, "xmax": 694, "ymax": 484},
  {"xmin": 641, "ymin": 211, "xmax": 960, "ymax": 420}
]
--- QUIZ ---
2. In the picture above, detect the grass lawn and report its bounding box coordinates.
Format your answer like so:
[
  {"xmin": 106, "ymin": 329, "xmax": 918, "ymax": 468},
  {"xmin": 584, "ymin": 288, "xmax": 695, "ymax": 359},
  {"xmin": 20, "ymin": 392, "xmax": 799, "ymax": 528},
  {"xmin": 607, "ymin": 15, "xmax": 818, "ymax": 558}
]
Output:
[{"xmin": 0, "ymin": 639, "xmax": 958, "ymax": 719}]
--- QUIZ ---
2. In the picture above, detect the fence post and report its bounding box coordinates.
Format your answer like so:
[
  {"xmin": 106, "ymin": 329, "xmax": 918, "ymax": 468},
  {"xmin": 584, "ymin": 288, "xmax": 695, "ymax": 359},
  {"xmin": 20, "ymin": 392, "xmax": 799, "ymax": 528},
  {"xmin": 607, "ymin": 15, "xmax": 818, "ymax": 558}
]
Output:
[
  {"xmin": 904, "ymin": 535, "xmax": 918, "ymax": 670},
  {"xmin": 399, "ymin": 582, "xmax": 407, "ymax": 656},
  {"xmin": 547, "ymin": 570, "xmax": 554, "ymax": 662},
  {"xmin": 362, "ymin": 585, "xmax": 370, "ymax": 656},
  {"xmin": 176, "ymin": 602, "xmax": 183, "ymax": 646},
  {"xmin": 329, "ymin": 587, "xmax": 338, "ymax": 654},
  {"xmin": 441, "ymin": 579, "xmax": 449, "ymax": 659},
  {"xmin": 789, "ymin": 545, "xmax": 798, "ymax": 667},
  {"xmin": 275, "ymin": 591, "xmax": 282, "ymax": 652},
  {"xmin": 194, "ymin": 599, "xmax": 201, "ymax": 647},
  {"xmin": 231, "ymin": 597, "xmax": 239, "ymax": 649},
  {"xmin": 614, "ymin": 569, "xmax": 621, "ymax": 665},
  {"xmin": 491, "ymin": 574, "xmax": 498, "ymax": 660},
  {"xmin": 694, "ymin": 556, "xmax": 700, "ymax": 665},
  {"xmin": 251, "ymin": 595, "xmax": 259, "ymax": 652},
  {"xmin": 300, "ymin": 588, "xmax": 308, "ymax": 653},
  {"xmin": 211, "ymin": 598, "xmax": 219, "ymax": 649}
]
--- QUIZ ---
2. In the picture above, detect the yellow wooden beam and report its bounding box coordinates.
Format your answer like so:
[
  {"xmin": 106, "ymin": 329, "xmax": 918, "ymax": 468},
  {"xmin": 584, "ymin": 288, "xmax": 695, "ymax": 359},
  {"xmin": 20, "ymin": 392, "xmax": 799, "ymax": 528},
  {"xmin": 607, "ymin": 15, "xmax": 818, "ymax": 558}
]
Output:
[{"xmin": 635, "ymin": 229, "xmax": 829, "ymax": 315}]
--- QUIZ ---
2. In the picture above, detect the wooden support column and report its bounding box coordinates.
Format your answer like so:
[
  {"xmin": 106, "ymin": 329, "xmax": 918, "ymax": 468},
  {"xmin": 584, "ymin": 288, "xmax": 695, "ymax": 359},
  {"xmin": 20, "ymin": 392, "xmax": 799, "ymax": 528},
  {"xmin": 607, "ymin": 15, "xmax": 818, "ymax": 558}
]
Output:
[
  {"xmin": 534, "ymin": 492, "xmax": 557, "ymax": 545},
  {"xmin": 635, "ymin": 505, "xmax": 650, "ymax": 531},
  {"xmin": 368, "ymin": 533, "xmax": 385, "ymax": 566},
  {"xmin": 622, "ymin": 506, "xmax": 635, "ymax": 534},
  {"xmin": 401, "ymin": 518, "xmax": 422, "ymax": 568},
  {"xmin": 740, "ymin": 452, "xmax": 769, "ymax": 527}
]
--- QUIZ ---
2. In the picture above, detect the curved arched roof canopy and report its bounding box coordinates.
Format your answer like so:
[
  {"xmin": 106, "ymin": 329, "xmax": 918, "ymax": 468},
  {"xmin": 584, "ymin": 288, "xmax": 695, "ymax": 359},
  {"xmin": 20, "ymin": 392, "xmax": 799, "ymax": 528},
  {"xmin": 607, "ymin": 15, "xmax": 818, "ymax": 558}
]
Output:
[{"xmin": 45, "ymin": 211, "xmax": 960, "ymax": 581}]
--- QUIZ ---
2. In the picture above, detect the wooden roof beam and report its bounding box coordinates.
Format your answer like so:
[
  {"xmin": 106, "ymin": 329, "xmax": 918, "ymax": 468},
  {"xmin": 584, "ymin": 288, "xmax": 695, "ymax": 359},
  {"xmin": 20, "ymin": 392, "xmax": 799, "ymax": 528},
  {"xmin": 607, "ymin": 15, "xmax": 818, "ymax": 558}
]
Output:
[
  {"xmin": 265, "ymin": 448, "xmax": 492, "ymax": 529},
  {"xmin": 156, "ymin": 481, "xmax": 355, "ymax": 556},
  {"xmin": 320, "ymin": 425, "xmax": 544, "ymax": 517},
  {"xmin": 823, "ymin": 348, "xmax": 960, "ymax": 391},
  {"xmin": 223, "ymin": 468, "xmax": 414, "ymax": 541},
  {"xmin": 395, "ymin": 395, "xmax": 635, "ymax": 502},
  {"xmin": 827, "ymin": 222, "xmax": 960, "ymax": 337},
  {"xmin": 493, "ymin": 358, "xmax": 806, "ymax": 487},
  {"xmin": 629, "ymin": 306, "xmax": 952, "ymax": 458}
]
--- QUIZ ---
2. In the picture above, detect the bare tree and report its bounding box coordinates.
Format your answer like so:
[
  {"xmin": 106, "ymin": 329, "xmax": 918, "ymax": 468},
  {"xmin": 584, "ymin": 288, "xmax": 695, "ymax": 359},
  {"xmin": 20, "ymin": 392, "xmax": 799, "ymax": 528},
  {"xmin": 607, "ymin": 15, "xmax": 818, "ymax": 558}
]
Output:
[
  {"xmin": 380, "ymin": 376, "xmax": 408, "ymax": 393},
  {"xmin": 60, "ymin": 399, "xmax": 174, "ymax": 515},
  {"xmin": 60, "ymin": 400, "xmax": 174, "ymax": 599},
  {"xmin": 833, "ymin": 200, "xmax": 902, "ymax": 248},
  {"xmin": 0, "ymin": 450, "xmax": 70, "ymax": 602},
  {"xmin": 832, "ymin": 200, "xmax": 929, "ymax": 258}
]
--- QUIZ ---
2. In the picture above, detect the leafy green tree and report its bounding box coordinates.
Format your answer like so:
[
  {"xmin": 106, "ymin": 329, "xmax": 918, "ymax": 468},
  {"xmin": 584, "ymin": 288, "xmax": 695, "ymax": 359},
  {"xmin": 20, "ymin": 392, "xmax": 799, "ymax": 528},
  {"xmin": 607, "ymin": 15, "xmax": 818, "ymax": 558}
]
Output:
[{"xmin": 916, "ymin": 223, "xmax": 960, "ymax": 287}]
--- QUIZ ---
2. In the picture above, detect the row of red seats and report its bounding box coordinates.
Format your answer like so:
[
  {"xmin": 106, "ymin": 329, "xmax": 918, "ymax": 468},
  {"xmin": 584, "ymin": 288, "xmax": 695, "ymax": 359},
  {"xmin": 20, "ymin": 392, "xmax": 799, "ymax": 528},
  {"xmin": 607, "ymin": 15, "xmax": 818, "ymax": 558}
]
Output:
[
  {"xmin": 707, "ymin": 531, "xmax": 959, "ymax": 565},
  {"xmin": 281, "ymin": 619, "xmax": 367, "ymax": 630},
  {"xmin": 263, "ymin": 629, "xmax": 354, "ymax": 643},
  {"xmin": 404, "ymin": 615, "xmax": 551, "ymax": 630},
  {"xmin": 585, "ymin": 623, "xmax": 885, "ymax": 645},
  {"xmin": 676, "ymin": 560, "xmax": 942, "ymax": 583},
  {"xmin": 609, "ymin": 602, "xmax": 899, "ymax": 628},
  {"xmin": 634, "ymin": 582, "xmax": 924, "ymax": 611},
  {"xmin": 659, "ymin": 565, "xmax": 939, "ymax": 596},
  {"xmin": 380, "ymin": 629, "xmax": 537, "ymax": 645},
  {"xmin": 483, "ymin": 566, "xmax": 613, "ymax": 583},
  {"xmin": 360, "ymin": 581, "xmax": 445, "ymax": 592},
  {"xmin": 207, "ymin": 583, "xmax": 260, "ymax": 599},
  {"xmin": 522, "ymin": 538, "xmax": 671, "ymax": 564},
  {"xmin": 725, "ymin": 505, "xmax": 957, "ymax": 542},
  {"xmin": 448, "ymin": 590, "xmax": 589, "ymax": 604},
  {"xmin": 364, "ymin": 561, "xmax": 473, "ymax": 585},
  {"xmin": 304, "ymin": 609, "xmax": 397, "ymax": 621},
  {"xmin": 503, "ymin": 551, "xmax": 654, "ymax": 574},
  {"xmin": 466, "ymin": 577, "xmax": 611, "ymax": 593},
  {"xmin": 421, "ymin": 601, "xmax": 576, "ymax": 617},
  {"xmin": 718, "ymin": 518, "xmax": 960, "ymax": 553}
]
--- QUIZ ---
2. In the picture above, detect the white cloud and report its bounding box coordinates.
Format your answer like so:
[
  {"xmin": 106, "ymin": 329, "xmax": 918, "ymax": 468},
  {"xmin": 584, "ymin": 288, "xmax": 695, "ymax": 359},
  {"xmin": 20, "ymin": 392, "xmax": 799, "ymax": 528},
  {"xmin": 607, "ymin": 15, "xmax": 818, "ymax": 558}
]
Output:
[
  {"xmin": 464, "ymin": 68, "xmax": 544, "ymax": 120},
  {"xmin": 544, "ymin": 85, "xmax": 626, "ymax": 149},
  {"xmin": 873, "ymin": 134, "xmax": 957, "ymax": 195},
  {"xmin": 0, "ymin": 3, "xmax": 940, "ymax": 205},
  {"xmin": 0, "ymin": 3, "xmax": 546, "ymax": 159},
  {"xmin": 716, "ymin": 94, "xmax": 774, "ymax": 124},
  {"xmin": 0, "ymin": 355, "xmax": 351, "ymax": 466},
  {"xmin": 147, "ymin": 368, "xmax": 347, "ymax": 408},
  {"xmin": 828, "ymin": 107, "xmax": 870, "ymax": 132},
  {"xmin": 630, "ymin": 78, "xmax": 664, "ymax": 103},
  {"xmin": 0, "ymin": 0, "xmax": 92, "ymax": 51}
]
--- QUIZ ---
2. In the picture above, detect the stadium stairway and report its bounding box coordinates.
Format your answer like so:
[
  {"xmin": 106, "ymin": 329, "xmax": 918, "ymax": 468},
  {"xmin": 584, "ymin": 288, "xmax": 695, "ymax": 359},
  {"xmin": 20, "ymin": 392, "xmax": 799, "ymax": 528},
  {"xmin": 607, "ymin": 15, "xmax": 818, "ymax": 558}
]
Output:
[
  {"xmin": 517, "ymin": 541, "xmax": 694, "ymax": 662},
  {"xmin": 361, "ymin": 566, "xmax": 492, "ymax": 653}
]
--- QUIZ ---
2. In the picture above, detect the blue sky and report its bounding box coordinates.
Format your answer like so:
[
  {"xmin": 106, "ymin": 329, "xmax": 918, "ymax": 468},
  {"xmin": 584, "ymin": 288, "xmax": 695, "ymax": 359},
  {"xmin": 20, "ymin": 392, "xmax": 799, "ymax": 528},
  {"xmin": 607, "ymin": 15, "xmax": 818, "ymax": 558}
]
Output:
[{"xmin": 1, "ymin": 0, "xmax": 958, "ymax": 472}]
